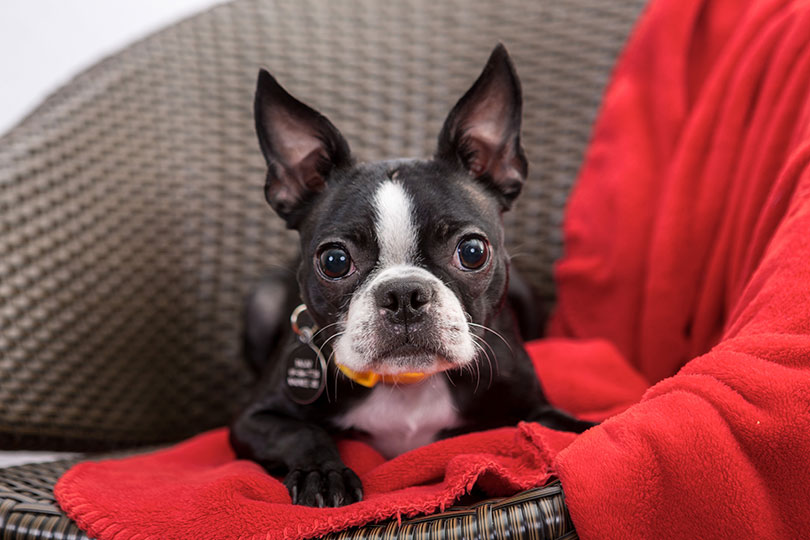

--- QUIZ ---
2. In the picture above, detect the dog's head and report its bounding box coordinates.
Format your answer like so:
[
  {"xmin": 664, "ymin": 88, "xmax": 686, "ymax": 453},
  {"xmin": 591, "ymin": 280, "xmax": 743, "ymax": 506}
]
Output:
[{"xmin": 255, "ymin": 45, "xmax": 527, "ymax": 376}]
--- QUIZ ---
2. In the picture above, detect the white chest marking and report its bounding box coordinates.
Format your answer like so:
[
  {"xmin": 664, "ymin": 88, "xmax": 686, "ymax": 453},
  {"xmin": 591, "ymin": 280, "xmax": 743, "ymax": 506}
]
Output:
[
  {"xmin": 335, "ymin": 377, "xmax": 462, "ymax": 458},
  {"xmin": 373, "ymin": 180, "xmax": 418, "ymax": 267}
]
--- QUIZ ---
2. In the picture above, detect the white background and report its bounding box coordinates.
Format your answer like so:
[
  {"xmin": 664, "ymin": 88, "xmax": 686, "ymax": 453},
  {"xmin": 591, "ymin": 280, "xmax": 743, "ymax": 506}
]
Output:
[{"xmin": 0, "ymin": 0, "xmax": 224, "ymax": 136}]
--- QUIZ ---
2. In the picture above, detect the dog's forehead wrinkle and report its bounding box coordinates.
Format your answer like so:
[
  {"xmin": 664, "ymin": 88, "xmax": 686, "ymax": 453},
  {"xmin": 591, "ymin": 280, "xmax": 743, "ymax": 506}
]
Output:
[
  {"xmin": 307, "ymin": 187, "xmax": 381, "ymax": 258},
  {"xmin": 403, "ymin": 175, "xmax": 499, "ymax": 240}
]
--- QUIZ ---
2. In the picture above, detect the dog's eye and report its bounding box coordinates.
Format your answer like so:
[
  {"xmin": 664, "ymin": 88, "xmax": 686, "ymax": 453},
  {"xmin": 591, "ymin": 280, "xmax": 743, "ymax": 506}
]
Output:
[
  {"xmin": 317, "ymin": 246, "xmax": 354, "ymax": 279},
  {"xmin": 456, "ymin": 236, "xmax": 489, "ymax": 270}
]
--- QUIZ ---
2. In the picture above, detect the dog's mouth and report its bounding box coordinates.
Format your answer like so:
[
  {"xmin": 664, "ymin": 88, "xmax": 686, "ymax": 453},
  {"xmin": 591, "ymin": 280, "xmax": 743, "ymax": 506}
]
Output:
[{"xmin": 367, "ymin": 343, "xmax": 453, "ymax": 375}]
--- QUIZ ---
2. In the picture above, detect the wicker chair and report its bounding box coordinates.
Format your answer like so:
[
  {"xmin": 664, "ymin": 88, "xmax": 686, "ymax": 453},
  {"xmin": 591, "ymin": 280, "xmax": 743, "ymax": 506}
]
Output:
[{"xmin": 0, "ymin": 0, "xmax": 646, "ymax": 537}]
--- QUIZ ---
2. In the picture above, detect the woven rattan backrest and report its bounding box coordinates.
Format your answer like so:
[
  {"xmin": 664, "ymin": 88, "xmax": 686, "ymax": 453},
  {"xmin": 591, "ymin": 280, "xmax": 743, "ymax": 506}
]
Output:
[{"xmin": 0, "ymin": 0, "xmax": 646, "ymax": 449}]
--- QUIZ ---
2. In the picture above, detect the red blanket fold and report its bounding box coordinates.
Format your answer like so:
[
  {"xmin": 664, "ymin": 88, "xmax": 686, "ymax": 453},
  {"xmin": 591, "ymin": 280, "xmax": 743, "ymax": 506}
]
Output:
[
  {"xmin": 55, "ymin": 340, "xmax": 643, "ymax": 540},
  {"xmin": 55, "ymin": 0, "xmax": 810, "ymax": 538},
  {"xmin": 57, "ymin": 428, "xmax": 564, "ymax": 540}
]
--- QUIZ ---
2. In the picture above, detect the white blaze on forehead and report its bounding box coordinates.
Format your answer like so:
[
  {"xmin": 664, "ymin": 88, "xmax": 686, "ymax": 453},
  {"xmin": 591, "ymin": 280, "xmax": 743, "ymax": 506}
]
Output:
[{"xmin": 373, "ymin": 181, "xmax": 418, "ymax": 266}]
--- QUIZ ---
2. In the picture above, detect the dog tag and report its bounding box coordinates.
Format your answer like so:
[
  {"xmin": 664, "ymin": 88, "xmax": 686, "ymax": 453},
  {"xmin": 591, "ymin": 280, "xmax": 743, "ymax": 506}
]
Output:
[
  {"xmin": 283, "ymin": 340, "xmax": 327, "ymax": 404},
  {"xmin": 283, "ymin": 304, "xmax": 327, "ymax": 405}
]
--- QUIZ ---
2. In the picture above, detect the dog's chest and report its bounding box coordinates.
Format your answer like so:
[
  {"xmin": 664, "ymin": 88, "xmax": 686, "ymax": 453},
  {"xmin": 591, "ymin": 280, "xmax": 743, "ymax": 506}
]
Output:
[{"xmin": 335, "ymin": 377, "xmax": 462, "ymax": 459}]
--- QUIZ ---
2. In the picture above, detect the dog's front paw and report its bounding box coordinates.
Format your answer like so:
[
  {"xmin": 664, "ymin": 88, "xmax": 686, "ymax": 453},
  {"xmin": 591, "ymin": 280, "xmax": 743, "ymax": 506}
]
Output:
[{"xmin": 285, "ymin": 463, "xmax": 363, "ymax": 507}]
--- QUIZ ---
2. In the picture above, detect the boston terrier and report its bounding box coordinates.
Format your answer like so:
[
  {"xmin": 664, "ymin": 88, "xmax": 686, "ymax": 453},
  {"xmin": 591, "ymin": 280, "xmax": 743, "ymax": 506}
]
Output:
[{"xmin": 230, "ymin": 44, "xmax": 594, "ymax": 508}]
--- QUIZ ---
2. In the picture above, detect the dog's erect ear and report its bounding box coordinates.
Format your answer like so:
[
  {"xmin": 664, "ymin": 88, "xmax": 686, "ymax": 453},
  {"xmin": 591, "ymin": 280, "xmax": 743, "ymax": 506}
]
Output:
[
  {"xmin": 436, "ymin": 44, "xmax": 528, "ymax": 209},
  {"xmin": 254, "ymin": 69, "xmax": 351, "ymax": 225}
]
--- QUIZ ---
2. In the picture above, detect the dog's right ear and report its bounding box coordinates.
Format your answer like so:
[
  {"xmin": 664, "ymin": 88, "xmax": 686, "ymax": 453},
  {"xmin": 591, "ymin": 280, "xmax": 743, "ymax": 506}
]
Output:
[{"xmin": 254, "ymin": 69, "xmax": 351, "ymax": 226}]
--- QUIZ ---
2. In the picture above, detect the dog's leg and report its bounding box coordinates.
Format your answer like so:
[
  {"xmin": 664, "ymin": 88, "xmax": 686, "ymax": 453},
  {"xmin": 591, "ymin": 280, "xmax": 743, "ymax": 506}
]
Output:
[
  {"xmin": 229, "ymin": 408, "xmax": 363, "ymax": 507},
  {"xmin": 236, "ymin": 271, "xmax": 363, "ymax": 507}
]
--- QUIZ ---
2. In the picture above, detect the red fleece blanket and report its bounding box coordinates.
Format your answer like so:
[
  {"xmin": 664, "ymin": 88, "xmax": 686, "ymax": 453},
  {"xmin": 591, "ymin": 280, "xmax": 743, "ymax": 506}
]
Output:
[
  {"xmin": 549, "ymin": 0, "xmax": 810, "ymax": 537},
  {"xmin": 54, "ymin": 340, "xmax": 645, "ymax": 540},
  {"xmin": 56, "ymin": 0, "xmax": 810, "ymax": 538}
]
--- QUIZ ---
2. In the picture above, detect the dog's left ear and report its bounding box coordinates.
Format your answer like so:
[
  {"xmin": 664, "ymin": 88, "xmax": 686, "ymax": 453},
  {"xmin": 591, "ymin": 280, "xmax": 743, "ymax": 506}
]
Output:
[{"xmin": 436, "ymin": 44, "xmax": 528, "ymax": 209}]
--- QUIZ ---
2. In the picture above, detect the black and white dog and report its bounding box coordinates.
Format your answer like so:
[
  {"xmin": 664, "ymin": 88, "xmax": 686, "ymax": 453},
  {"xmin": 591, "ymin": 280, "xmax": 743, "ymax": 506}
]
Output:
[{"xmin": 230, "ymin": 44, "xmax": 593, "ymax": 508}]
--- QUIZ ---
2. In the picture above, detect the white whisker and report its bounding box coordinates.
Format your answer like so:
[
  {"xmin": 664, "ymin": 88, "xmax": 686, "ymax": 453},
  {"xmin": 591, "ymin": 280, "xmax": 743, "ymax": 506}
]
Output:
[
  {"xmin": 471, "ymin": 333, "xmax": 500, "ymax": 378},
  {"xmin": 471, "ymin": 334, "xmax": 496, "ymax": 389},
  {"xmin": 320, "ymin": 330, "xmax": 346, "ymax": 351},
  {"xmin": 467, "ymin": 322, "xmax": 514, "ymax": 358},
  {"xmin": 311, "ymin": 321, "xmax": 342, "ymax": 342},
  {"xmin": 469, "ymin": 341, "xmax": 483, "ymax": 394}
]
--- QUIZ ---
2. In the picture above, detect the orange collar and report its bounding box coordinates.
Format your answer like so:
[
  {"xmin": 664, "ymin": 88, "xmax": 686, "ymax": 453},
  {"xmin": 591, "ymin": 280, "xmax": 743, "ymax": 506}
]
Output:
[{"xmin": 337, "ymin": 364, "xmax": 429, "ymax": 387}]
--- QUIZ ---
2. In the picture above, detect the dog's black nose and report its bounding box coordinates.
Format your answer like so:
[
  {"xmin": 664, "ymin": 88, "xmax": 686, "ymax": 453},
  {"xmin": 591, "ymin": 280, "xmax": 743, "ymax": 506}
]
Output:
[{"xmin": 376, "ymin": 280, "xmax": 433, "ymax": 323}]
